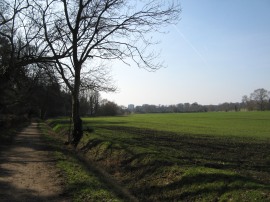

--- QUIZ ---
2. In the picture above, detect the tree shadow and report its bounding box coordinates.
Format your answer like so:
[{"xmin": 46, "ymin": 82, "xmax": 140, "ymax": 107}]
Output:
[
  {"xmin": 80, "ymin": 125, "xmax": 270, "ymax": 201},
  {"xmin": 138, "ymin": 171, "xmax": 270, "ymax": 201}
]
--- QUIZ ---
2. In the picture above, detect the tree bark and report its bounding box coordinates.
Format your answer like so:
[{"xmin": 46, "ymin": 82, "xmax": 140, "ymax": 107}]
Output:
[
  {"xmin": 71, "ymin": 71, "xmax": 83, "ymax": 147},
  {"xmin": 71, "ymin": 96, "xmax": 83, "ymax": 147}
]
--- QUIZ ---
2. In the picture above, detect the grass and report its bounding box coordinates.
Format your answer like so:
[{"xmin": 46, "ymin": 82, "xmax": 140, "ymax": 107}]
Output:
[
  {"xmin": 82, "ymin": 111, "xmax": 270, "ymax": 138},
  {"xmin": 39, "ymin": 123, "xmax": 127, "ymax": 202},
  {"xmin": 47, "ymin": 112, "xmax": 270, "ymax": 201},
  {"xmin": 53, "ymin": 151, "xmax": 122, "ymax": 202}
]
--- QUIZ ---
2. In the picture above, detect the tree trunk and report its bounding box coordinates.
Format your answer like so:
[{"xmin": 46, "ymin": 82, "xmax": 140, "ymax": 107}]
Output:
[
  {"xmin": 71, "ymin": 71, "xmax": 83, "ymax": 147},
  {"xmin": 89, "ymin": 95, "xmax": 93, "ymax": 116},
  {"xmin": 71, "ymin": 95, "xmax": 83, "ymax": 147}
]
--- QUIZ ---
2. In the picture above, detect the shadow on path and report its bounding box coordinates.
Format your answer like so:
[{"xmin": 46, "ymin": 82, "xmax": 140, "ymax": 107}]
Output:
[{"xmin": 0, "ymin": 122, "xmax": 69, "ymax": 202}]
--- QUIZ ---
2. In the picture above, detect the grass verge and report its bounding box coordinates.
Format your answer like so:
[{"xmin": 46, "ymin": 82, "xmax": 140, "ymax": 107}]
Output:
[{"xmin": 39, "ymin": 122, "xmax": 131, "ymax": 202}]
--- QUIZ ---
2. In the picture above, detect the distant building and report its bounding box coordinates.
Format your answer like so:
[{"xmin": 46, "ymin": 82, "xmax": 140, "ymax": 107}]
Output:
[{"xmin": 128, "ymin": 104, "xmax": 135, "ymax": 111}]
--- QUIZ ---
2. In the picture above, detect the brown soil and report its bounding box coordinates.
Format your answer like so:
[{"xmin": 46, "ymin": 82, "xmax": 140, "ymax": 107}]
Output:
[{"xmin": 0, "ymin": 122, "xmax": 70, "ymax": 202}]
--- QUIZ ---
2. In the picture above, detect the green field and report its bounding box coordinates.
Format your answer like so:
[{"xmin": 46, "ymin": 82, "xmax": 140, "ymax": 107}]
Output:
[
  {"xmin": 82, "ymin": 111, "xmax": 270, "ymax": 138},
  {"xmin": 47, "ymin": 112, "xmax": 270, "ymax": 201}
]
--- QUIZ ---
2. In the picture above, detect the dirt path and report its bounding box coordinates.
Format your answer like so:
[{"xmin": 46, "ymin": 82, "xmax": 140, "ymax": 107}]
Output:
[{"xmin": 0, "ymin": 122, "xmax": 70, "ymax": 202}]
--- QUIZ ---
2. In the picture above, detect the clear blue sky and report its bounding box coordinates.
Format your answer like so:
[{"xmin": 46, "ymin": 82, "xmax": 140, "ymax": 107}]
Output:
[{"xmin": 102, "ymin": 0, "xmax": 270, "ymax": 107}]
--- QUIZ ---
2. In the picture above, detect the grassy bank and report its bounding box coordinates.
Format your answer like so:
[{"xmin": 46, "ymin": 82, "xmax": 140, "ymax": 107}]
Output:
[
  {"xmin": 39, "ymin": 122, "xmax": 134, "ymax": 202},
  {"xmin": 47, "ymin": 112, "xmax": 270, "ymax": 201}
]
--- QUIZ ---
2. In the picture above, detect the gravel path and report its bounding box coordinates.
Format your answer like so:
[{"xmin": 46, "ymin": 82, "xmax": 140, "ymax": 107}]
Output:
[{"xmin": 0, "ymin": 122, "xmax": 70, "ymax": 202}]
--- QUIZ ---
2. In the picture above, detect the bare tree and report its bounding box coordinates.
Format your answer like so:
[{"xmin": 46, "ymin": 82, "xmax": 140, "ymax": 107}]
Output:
[
  {"xmin": 28, "ymin": 0, "xmax": 181, "ymax": 146},
  {"xmin": 0, "ymin": 0, "xmax": 49, "ymax": 67},
  {"xmin": 2, "ymin": 0, "xmax": 181, "ymax": 146},
  {"xmin": 0, "ymin": 0, "xmax": 44, "ymax": 112},
  {"xmin": 250, "ymin": 88, "xmax": 270, "ymax": 111}
]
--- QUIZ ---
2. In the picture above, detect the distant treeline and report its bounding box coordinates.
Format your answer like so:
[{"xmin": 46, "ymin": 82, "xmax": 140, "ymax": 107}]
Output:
[
  {"xmin": 130, "ymin": 88, "xmax": 270, "ymax": 114},
  {"xmin": 133, "ymin": 102, "xmax": 239, "ymax": 113}
]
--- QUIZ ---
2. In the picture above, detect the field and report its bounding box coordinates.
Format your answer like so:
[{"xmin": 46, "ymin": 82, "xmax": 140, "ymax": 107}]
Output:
[
  {"xmin": 82, "ymin": 111, "xmax": 270, "ymax": 138},
  {"xmin": 47, "ymin": 112, "xmax": 270, "ymax": 201}
]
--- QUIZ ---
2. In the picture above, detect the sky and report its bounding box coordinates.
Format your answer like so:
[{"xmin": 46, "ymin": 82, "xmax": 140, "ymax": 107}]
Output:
[{"xmin": 102, "ymin": 0, "xmax": 270, "ymax": 107}]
